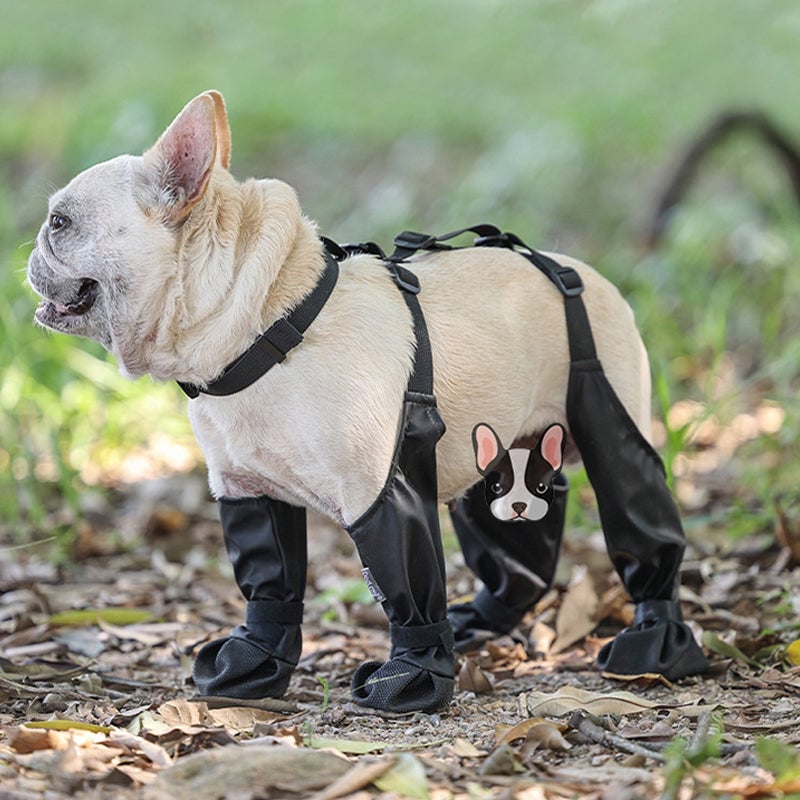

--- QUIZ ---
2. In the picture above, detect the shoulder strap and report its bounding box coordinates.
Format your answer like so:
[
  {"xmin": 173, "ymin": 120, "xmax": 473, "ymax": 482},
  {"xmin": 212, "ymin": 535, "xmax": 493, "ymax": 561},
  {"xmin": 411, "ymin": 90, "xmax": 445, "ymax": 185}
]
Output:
[{"xmin": 178, "ymin": 250, "xmax": 339, "ymax": 398}]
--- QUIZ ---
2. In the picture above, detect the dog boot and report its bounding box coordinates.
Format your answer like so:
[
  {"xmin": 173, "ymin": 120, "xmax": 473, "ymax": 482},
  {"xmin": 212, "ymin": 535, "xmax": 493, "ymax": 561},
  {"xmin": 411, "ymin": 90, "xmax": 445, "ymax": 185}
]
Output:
[
  {"xmin": 448, "ymin": 473, "xmax": 568, "ymax": 652},
  {"xmin": 566, "ymin": 359, "xmax": 708, "ymax": 680},
  {"xmin": 193, "ymin": 495, "xmax": 307, "ymax": 698},
  {"xmin": 346, "ymin": 392, "xmax": 455, "ymax": 713}
]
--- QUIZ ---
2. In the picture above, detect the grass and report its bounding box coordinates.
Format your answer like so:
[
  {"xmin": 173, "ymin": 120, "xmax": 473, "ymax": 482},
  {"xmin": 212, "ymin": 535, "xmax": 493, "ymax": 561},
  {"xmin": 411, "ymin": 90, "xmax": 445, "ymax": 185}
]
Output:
[{"xmin": 3, "ymin": 0, "xmax": 800, "ymax": 541}]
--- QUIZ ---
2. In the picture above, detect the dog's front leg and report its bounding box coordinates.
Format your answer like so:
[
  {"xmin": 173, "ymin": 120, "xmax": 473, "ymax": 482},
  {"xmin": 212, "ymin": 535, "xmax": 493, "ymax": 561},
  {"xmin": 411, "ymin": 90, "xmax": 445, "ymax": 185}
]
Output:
[
  {"xmin": 345, "ymin": 393, "xmax": 455, "ymax": 713},
  {"xmin": 193, "ymin": 496, "xmax": 306, "ymax": 698}
]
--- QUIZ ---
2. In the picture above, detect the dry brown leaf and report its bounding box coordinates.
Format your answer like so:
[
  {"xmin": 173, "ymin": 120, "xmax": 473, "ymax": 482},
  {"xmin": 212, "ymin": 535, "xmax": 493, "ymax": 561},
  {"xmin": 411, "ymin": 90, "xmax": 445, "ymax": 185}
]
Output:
[
  {"xmin": 448, "ymin": 737, "xmax": 484, "ymax": 758},
  {"xmin": 307, "ymin": 756, "xmax": 397, "ymax": 800},
  {"xmin": 496, "ymin": 717, "xmax": 571, "ymax": 751},
  {"xmin": 528, "ymin": 621, "xmax": 556, "ymax": 656},
  {"xmin": 525, "ymin": 685, "xmax": 660, "ymax": 717},
  {"xmin": 551, "ymin": 568, "xmax": 599, "ymax": 654},
  {"xmin": 457, "ymin": 657, "xmax": 493, "ymax": 694}
]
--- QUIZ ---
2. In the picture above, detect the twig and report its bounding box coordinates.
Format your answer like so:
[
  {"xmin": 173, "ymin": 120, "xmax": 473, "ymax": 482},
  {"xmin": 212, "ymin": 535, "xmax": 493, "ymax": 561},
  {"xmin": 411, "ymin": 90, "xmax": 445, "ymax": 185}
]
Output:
[{"xmin": 569, "ymin": 709, "xmax": 667, "ymax": 763}]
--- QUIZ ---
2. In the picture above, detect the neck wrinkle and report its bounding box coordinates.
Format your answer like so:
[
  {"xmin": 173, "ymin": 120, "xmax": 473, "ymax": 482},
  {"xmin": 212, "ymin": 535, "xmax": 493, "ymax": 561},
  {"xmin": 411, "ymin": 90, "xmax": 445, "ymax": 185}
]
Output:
[{"xmin": 145, "ymin": 175, "xmax": 325, "ymax": 385}]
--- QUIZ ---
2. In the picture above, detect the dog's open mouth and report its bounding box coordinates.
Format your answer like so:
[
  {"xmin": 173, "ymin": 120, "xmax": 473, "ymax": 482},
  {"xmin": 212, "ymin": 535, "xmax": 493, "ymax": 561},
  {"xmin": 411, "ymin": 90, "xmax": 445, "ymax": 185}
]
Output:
[
  {"xmin": 37, "ymin": 278, "xmax": 99, "ymax": 322},
  {"xmin": 40, "ymin": 278, "xmax": 99, "ymax": 317}
]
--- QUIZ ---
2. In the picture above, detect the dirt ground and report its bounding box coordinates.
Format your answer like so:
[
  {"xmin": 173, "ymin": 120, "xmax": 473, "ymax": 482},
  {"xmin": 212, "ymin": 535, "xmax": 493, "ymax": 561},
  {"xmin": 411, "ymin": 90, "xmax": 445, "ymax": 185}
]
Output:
[{"xmin": 1, "ymin": 474, "xmax": 800, "ymax": 799}]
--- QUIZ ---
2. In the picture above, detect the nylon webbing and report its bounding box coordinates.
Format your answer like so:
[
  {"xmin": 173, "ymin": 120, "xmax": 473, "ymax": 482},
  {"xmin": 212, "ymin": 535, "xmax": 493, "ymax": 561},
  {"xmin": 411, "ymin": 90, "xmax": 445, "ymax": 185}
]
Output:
[{"xmin": 177, "ymin": 250, "xmax": 339, "ymax": 398}]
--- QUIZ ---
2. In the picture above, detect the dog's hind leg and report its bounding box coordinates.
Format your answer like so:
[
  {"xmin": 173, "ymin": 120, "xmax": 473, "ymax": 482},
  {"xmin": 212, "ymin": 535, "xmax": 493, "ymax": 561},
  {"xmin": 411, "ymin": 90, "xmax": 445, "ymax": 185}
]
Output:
[
  {"xmin": 192, "ymin": 495, "xmax": 306, "ymax": 698},
  {"xmin": 566, "ymin": 358, "xmax": 709, "ymax": 680},
  {"xmin": 447, "ymin": 473, "xmax": 567, "ymax": 651}
]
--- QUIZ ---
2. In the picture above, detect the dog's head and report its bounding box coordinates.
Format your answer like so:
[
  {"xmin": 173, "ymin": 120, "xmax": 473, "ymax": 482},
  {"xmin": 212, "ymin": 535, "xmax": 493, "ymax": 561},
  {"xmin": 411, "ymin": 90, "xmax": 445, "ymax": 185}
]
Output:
[
  {"xmin": 26, "ymin": 91, "xmax": 235, "ymax": 377},
  {"xmin": 472, "ymin": 422, "xmax": 565, "ymax": 522}
]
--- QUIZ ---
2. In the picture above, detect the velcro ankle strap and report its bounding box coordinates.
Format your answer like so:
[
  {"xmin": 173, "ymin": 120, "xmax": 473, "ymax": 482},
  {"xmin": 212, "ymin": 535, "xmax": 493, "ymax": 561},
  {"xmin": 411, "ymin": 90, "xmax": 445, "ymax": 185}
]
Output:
[
  {"xmin": 390, "ymin": 619, "xmax": 454, "ymax": 650},
  {"xmin": 246, "ymin": 600, "xmax": 304, "ymax": 627}
]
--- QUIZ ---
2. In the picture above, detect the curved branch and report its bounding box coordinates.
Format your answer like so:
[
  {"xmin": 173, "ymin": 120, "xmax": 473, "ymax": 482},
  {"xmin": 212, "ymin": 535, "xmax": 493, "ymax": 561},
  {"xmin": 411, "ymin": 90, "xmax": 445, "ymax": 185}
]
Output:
[{"xmin": 643, "ymin": 110, "xmax": 800, "ymax": 248}]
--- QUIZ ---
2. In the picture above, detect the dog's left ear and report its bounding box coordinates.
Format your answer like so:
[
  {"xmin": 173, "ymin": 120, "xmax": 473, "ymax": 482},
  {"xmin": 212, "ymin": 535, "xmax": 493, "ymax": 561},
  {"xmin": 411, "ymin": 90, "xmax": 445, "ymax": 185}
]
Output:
[
  {"xmin": 143, "ymin": 90, "xmax": 231, "ymax": 222},
  {"xmin": 539, "ymin": 423, "xmax": 566, "ymax": 471}
]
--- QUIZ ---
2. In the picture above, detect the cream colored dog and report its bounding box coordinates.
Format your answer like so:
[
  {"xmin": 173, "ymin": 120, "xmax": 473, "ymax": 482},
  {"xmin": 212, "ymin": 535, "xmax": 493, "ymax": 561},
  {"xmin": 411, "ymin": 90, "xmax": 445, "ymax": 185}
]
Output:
[{"xmin": 27, "ymin": 91, "xmax": 650, "ymax": 527}]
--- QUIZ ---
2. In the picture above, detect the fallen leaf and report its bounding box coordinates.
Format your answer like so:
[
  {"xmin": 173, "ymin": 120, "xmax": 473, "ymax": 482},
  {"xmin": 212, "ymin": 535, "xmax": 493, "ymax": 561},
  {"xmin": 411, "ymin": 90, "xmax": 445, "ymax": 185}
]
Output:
[
  {"xmin": 458, "ymin": 657, "xmax": 493, "ymax": 693},
  {"xmin": 49, "ymin": 608, "xmax": 155, "ymax": 627},
  {"xmin": 702, "ymin": 630, "xmax": 761, "ymax": 668},
  {"xmin": 526, "ymin": 685, "xmax": 660, "ymax": 717},
  {"xmin": 785, "ymin": 639, "xmax": 800, "ymax": 667},
  {"xmin": 496, "ymin": 718, "xmax": 571, "ymax": 752},
  {"xmin": 448, "ymin": 737, "xmax": 484, "ymax": 757},
  {"xmin": 372, "ymin": 753, "xmax": 430, "ymax": 799},
  {"xmin": 601, "ymin": 670, "xmax": 673, "ymax": 688},
  {"xmin": 551, "ymin": 568, "xmax": 598, "ymax": 654},
  {"xmin": 24, "ymin": 719, "xmax": 113, "ymax": 734},
  {"xmin": 308, "ymin": 757, "xmax": 397, "ymax": 800}
]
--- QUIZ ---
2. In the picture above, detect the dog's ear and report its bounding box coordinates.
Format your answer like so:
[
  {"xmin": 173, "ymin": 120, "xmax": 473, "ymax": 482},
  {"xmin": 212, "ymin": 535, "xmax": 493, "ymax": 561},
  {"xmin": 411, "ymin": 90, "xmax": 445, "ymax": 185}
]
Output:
[
  {"xmin": 143, "ymin": 90, "xmax": 230, "ymax": 221},
  {"xmin": 472, "ymin": 423, "xmax": 503, "ymax": 475},
  {"xmin": 539, "ymin": 423, "xmax": 566, "ymax": 471}
]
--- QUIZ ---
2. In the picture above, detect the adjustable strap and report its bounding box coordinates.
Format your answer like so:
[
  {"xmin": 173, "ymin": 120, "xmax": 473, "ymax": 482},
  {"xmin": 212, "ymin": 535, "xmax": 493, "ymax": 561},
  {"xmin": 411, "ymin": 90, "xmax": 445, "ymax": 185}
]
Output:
[
  {"xmin": 390, "ymin": 619, "xmax": 455, "ymax": 650},
  {"xmin": 246, "ymin": 599, "xmax": 304, "ymax": 627},
  {"xmin": 178, "ymin": 250, "xmax": 339, "ymax": 398}
]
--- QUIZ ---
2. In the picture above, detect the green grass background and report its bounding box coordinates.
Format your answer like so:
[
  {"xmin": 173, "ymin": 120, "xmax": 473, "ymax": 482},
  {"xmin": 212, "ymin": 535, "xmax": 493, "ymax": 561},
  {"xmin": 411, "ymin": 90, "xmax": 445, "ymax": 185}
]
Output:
[{"xmin": 3, "ymin": 0, "xmax": 800, "ymax": 541}]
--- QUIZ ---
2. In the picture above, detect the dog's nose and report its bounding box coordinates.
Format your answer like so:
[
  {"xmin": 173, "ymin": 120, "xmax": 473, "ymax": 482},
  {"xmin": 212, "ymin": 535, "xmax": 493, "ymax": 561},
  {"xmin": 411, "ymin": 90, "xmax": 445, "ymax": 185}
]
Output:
[{"xmin": 511, "ymin": 502, "xmax": 527, "ymax": 516}]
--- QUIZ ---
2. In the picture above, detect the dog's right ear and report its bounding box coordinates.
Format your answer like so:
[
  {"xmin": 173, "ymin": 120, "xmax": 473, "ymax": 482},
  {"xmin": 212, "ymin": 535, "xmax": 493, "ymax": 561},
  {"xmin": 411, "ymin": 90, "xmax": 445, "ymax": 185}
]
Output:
[
  {"xmin": 472, "ymin": 423, "xmax": 504, "ymax": 475},
  {"xmin": 143, "ymin": 90, "xmax": 231, "ymax": 222}
]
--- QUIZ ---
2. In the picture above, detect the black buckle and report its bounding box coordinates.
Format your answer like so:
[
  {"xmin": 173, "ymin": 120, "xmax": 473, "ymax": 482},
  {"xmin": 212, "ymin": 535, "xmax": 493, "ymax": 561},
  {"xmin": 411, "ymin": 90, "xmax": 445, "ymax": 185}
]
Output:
[
  {"xmin": 393, "ymin": 230, "xmax": 437, "ymax": 251},
  {"xmin": 474, "ymin": 232, "xmax": 515, "ymax": 249},
  {"xmin": 177, "ymin": 381, "xmax": 200, "ymax": 399},
  {"xmin": 552, "ymin": 266, "xmax": 584, "ymax": 297},
  {"xmin": 389, "ymin": 264, "xmax": 421, "ymax": 294}
]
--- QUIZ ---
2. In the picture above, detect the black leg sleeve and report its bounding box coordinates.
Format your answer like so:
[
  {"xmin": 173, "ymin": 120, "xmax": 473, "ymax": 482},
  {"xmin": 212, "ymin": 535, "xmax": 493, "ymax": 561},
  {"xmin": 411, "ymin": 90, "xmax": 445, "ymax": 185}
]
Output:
[
  {"xmin": 345, "ymin": 393, "xmax": 455, "ymax": 713},
  {"xmin": 567, "ymin": 360, "xmax": 708, "ymax": 680},
  {"xmin": 193, "ymin": 495, "xmax": 307, "ymax": 698},
  {"xmin": 448, "ymin": 473, "xmax": 567, "ymax": 652}
]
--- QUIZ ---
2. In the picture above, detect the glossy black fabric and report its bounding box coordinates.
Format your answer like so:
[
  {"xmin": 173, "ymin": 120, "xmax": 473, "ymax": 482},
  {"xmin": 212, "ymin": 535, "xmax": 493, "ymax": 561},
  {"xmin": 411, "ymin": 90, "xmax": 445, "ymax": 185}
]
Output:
[
  {"xmin": 193, "ymin": 496, "xmax": 307, "ymax": 698},
  {"xmin": 566, "ymin": 359, "xmax": 708, "ymax": 679},
  {"xmin": 448, "ymin": 473, "xmax": 568, "ymax": 652},
  {"xmin": 346, "ymin": 391, "xmax": 455, "ymax": 713}
]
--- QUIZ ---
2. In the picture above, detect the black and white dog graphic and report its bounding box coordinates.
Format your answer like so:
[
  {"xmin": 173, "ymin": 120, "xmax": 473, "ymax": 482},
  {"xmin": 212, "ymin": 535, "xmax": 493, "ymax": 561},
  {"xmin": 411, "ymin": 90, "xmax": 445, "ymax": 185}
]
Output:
[{"xmin": 472, "ymin": 423, "xmax": 566, "ymax": 522}]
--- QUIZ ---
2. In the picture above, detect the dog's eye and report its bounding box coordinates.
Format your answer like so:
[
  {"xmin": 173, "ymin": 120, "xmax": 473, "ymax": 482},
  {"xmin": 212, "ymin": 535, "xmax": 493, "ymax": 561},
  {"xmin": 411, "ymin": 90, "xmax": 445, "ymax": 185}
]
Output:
[
  {"xmin": 535, "ymin": 482, "xmax": 548, "ymax": 494},
  {"xmin": 490, "ymin": 481, "xmax": 503, "ymax": 495},
  {"xmin": 49, "ymin": 212, "xmax": 70, "ymax": 232}
]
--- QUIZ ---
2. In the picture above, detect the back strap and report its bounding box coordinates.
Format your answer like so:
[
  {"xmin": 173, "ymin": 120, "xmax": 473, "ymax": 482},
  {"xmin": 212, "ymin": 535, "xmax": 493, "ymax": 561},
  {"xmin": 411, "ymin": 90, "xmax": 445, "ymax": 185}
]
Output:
[{"xmin": 383, "ymin": 225, "xmax": 599, "ymax": 365}]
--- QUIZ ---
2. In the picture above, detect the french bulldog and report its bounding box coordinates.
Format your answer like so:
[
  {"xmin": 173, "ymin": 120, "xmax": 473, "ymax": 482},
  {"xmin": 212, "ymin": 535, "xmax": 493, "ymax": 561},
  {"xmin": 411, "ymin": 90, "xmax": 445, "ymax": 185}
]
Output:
[{"xmin": 26, "ymin": 90, "xmax": 652, "ymax": 527}]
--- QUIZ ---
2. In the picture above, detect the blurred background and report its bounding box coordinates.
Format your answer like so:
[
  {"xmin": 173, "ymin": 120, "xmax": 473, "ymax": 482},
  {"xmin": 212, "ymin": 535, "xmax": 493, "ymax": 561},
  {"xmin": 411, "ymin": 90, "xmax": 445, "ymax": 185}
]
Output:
[{"xmin": 3, "ymin": 0, "xmax": 800, "ymax": 553}]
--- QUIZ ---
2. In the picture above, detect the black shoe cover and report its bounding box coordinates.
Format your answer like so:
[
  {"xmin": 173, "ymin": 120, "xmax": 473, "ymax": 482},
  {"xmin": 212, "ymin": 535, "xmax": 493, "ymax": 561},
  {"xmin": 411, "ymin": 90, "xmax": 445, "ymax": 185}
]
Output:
[
  {"xmin": 597, "ymin": 599, "xmax": 708, "ymax": 680},
  {"xmin": 448, "ymin": 474, "xmax": 568, "ymax": 652},
  {"xmin": 350, "ymin": 620, "xmax": 455, "ymax": 713},
  {"xmin": 567, "ymin": 359, "xmax": 708, "ymax": 678},
  {"xmin": 346, "ymin": 392, "xmax": 455, "ymax": 713},
  {"xmin": 193, "ymin": 495, "xmax": 307, "ymax": 698}
]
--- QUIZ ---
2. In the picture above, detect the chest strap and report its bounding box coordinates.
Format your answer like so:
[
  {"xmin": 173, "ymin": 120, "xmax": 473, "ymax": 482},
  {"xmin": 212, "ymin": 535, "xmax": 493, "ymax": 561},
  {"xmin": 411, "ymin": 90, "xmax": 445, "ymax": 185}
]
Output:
[{"xmin": 178, "ymin": 250, "xmax": 339, "ymax": 398}]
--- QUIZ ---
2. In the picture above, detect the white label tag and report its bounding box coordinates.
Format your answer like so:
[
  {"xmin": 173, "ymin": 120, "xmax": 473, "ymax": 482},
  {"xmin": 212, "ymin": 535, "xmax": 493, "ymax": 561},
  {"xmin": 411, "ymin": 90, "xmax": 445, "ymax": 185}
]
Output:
[{"xmin": 361, "ymin": 568, "xmax": 386, "ymax": 604}]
